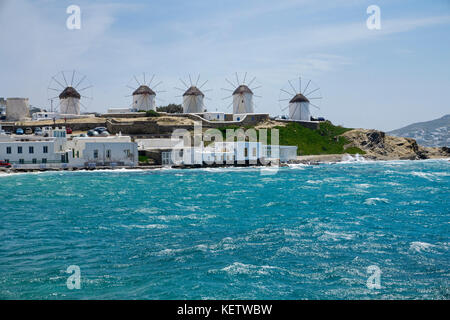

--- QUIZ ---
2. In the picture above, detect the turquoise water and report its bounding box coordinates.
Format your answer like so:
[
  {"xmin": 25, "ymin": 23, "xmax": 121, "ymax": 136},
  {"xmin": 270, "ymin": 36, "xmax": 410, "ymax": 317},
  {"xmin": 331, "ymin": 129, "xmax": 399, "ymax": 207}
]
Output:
[{"xmin": 0, "ymin": 160, "xmax": 449, "ymax": 299}]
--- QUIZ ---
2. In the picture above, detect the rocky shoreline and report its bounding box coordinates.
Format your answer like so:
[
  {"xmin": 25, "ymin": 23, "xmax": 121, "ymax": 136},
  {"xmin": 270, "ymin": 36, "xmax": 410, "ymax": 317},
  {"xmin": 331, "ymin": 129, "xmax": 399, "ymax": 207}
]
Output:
[{"xmin": 341, "ymin": 129, "xmax": 449, "ymax": 160}]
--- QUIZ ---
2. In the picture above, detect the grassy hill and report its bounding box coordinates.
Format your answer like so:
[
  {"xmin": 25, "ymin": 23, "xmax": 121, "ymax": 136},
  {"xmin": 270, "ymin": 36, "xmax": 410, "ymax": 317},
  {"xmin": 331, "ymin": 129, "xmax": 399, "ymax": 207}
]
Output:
[{"xmin": 217, "ymin": 121, "xmax": 365, "ymax": 156}]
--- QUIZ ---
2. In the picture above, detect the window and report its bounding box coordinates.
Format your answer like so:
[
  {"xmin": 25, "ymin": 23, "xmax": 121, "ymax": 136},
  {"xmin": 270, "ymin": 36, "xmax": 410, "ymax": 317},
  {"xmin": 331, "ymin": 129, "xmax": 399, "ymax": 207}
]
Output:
[
  {"xmin": 6, "ymin": 146, "xmax": 11, "ymax": 154},
  {"xmin": 125, "ymin": 149, "xmax": 131, "ymax": 158},
  {"xmin": 93, "ymin": 149, "xmax": 99, "ymax": 159},
  {"xmin": 32, "ymin": 158, "xmax": 37, "ymax": 164},
  {"xmin": 42, "ymin": 158, "xmax": 47, "ymax": 163},
  {"xmin": 5, "ymin": 159, "xmax": 9, "ymax": 163},
  {"xmin": 106, "ymin": 149, "xmax": 111, "ymax": 159},
  {"xmin": 43, "ymin": 146, "xmax": 48, "ymax": 153},
  {"xmin": 19, "ymin": 159, "xmax": 24, "ymax": 164},
  {"xmin": 162, "ymin": 152, "xmax": 172, "ymax": 165},
  {"xmin": 18, "ymin": 146, "xmax": 22, "ymax": 154},
  {"xmin": 29, "ymin": 146, "xmax": 34, "ymax": 154},
  {"xmin": 244, "ymin": 147, "xmax": 248, "ymax": 157}
]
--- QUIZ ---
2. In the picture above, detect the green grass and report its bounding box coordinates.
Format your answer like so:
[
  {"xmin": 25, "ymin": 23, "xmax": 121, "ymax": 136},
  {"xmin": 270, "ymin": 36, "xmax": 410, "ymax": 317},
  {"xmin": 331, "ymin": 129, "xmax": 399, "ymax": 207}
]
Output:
[
  {"xmin": 275, "ymin": 121, "xmax": 365, "ymax": 155},
  {"xmin": 138, "ymin": 155, "xmax": 149, "ymax": 163},
  {"xmin": 217, "ymin": 121, "xmax": 365, "ymax": 156}
]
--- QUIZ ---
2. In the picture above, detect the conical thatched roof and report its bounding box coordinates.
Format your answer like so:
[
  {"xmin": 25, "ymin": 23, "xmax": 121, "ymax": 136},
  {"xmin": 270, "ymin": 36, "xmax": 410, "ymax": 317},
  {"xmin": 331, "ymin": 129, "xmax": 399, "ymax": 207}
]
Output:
[
  {"xmin": 233, "ymin": 85, "xmax": 253, "ymax": 95},
  {"xmin": 133, "ymin": 85, "xmax": 155, "ymax": 96},
  {"xmin": 59, "ymin": 86, "xmax": 81, "ymax": 99},
  {"xmin": 289, "ymin": 93, "xmax": 309, "ymax": 103},
  {"xmin": 183, "ymin": 86, "xmax": 204, "ymax": 97}
]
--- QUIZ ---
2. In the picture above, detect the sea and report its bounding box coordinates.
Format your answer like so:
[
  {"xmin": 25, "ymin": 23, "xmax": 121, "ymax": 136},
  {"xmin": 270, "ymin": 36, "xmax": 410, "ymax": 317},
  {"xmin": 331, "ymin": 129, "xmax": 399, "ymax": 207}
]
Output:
[{"xmin": 0, "ymin": 159, "xmax": 449, "ymax": 299}]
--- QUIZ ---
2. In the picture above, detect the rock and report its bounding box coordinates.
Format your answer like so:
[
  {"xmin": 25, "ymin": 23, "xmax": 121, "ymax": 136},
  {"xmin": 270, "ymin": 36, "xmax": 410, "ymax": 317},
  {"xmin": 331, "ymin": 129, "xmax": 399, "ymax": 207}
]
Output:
[{"xmin": 341, "ymin": 129, "xmax": 449, "ymax": 160}]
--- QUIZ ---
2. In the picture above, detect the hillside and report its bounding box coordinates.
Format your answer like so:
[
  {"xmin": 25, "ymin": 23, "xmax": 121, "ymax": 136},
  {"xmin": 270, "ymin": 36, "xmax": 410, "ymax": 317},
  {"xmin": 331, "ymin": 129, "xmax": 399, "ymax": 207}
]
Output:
[
  {"xmin": 342, "ymin": 129, "xmax": 450, "ymax": 160},
  {"xmin": 218, "ymin": 121, "xmax": 365, "ymax": 156},
  {"xmin": 388, "ymin": 114, "xmax": 449, "ymax": 147}
]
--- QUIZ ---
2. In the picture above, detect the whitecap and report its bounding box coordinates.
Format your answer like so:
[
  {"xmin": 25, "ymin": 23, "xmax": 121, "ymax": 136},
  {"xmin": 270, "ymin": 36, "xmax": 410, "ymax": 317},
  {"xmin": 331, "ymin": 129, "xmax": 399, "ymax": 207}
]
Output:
[
  {"xmin": 364, "ymin": 197, "xmax": 389, "ymax": 205},
  {"xmin": 320, "ymin": 231, "xmax": 355, "ymax": 241},
  {"xmin": 409, "ymin": 241, "xmax": 435, "ymax": 252}
]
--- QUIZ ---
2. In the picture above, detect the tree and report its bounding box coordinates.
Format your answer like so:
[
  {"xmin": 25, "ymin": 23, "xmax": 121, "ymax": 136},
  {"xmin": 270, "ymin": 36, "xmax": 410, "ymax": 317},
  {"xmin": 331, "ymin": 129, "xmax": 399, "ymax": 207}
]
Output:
[{"xmin": 156, "ymin": 104, "xmax": 183, "ymax": 113}]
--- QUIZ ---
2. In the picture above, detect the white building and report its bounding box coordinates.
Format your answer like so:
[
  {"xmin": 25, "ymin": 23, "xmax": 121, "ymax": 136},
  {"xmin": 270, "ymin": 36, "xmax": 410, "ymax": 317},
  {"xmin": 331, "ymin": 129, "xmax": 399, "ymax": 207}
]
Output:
[
  {"xmin": 183, "ymin": 86, "xmax": 204, "ymax": 113},
  {"xmin": 0, "ymin": 128, "xmax": 70, "ymax": 168},
  {"xmin": 289, "ymin": 93, "xmax": 311, "ymax": 121},
  {"xmin": 107, "ymin": 108, "xmax": 134, "ymax": 114},
  {"xmin": 32, "ymin": 112, "xmax": 60, "ymax": 121},
  {"xmin": 59, "ymin": 87, "xmax": 81, "ymax": 115},
  {"xmin": 132, "ymin": 85, "xmax": 156, "ymax": 111},
  {"xmin": 1, "ymin": 128, "xmax": 138, "ymax": 169},
  {"xmin": 69, "ymin": 135, "xmax": 138, "ymax": 167},
  {"xmin": 31, "ymin": 112, "xmax": 95, "ymax": 121},
  {"xmin": 6, "ymin": 98, "xmax": 30, "ymax": 121},
  {"xmin": 160, "ymin": 141, "xmax": 297, "ymax": 166},
  {"xmin": 201, "ymin": 112, "xmax": 225, "ymax": 121},
  {"xmin": 232, "ymin": 85, "xmax": 254, "ymax": 114}
]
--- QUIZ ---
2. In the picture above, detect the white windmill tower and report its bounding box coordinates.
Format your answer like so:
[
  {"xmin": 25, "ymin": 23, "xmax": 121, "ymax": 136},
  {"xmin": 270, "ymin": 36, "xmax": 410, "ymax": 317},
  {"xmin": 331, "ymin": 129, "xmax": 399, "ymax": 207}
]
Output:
[
  {"xmin": 221, "ymin": 72, "xmax": 261, "ymax": 114},
  {"xmin": 175, "ymin": 74, "xmax": 212, "ymax": 114},
  {"xmin": 47, "ymin": 70, "xmax": 93, "ymax": 115},
  {"xmin": 126, "ymin": 73, "xmax": 164, "ymax": 111},
  {"xmin": 278, "ymin": 76, "xmax": 322, "ymax": 121}
]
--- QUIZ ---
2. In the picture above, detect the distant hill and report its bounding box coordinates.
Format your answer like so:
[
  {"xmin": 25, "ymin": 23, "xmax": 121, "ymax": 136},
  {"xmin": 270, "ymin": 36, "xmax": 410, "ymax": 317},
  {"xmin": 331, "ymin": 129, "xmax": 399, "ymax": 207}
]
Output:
[{"xmin": 388, "ymin": 115, "xmax": 449, "ymax": 147}]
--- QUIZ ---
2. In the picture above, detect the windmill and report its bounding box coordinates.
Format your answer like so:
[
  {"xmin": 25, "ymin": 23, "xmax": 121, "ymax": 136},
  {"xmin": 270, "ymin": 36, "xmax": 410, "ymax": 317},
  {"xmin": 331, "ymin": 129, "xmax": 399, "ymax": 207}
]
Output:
[
  {"xmin": 47, "ymin": 70, "xmax": 93, "ymax": 115},
  {"xmin": 278, "ymin": 76, "xmax": 322, "ymax": 121},
  {"xmin": 175, "ymin": 74, "xmax": 212, "ymax": 113},
  {"xmin": 126, "ymin": 73, "xmax": 165, "ymax": 111},
  {"xmin": 221, "ymin": 72, "xmax": 261, "ymax": 114}
]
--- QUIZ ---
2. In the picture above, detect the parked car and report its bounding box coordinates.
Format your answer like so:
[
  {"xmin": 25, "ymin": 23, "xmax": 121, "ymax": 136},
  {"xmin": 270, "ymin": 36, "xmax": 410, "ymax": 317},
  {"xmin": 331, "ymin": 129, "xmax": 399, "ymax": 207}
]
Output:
[
  {"xmin": 34, "ymin": 127, "xmax": 43, "ymax": 135},
  {"xmin": 0, "ymin": 129, "xmax": 6, "ymax": 135},
  {"xmin": 94, "ymin": 127, "xmax": 107, "ymax": 133},
  {"xmin": 79, "ymin": 133, "xmax": 87, "ymax": 137},
  {"xmin": 87, "ymin": 130, "xmax": 99, "ymax": 137},
  {"xmin": 66, "ymin": 127, "xmax": 73, "ymax": 134},
  {"xmin": 0, "ymin": 160, "xmax": 12, "ymax": 168},
  {"xmin": 99, "ymin": 131, "xmax": 109, "ymax": 137},
  {"xmin": 16, "ymin": 128, "xmax": 24, "ymax": 135},
  {"xmin": 25, "ymin": 127, "xmax": 33, "ymax": 134}
]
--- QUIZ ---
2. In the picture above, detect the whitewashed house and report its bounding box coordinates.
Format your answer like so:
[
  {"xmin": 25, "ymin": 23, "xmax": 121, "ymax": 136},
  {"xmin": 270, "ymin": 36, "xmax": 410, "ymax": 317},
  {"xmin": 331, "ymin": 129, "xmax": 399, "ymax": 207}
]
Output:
[
  {"xmin": 69, "ymin": 135, "xmax": 138, "ymax": 167},
  {"xmin": 200, "ymin": 112, "xmax": 225, "ymax": 121},
  {"xmin": 0, "ymin": 128, "xmax": 70, "ymax": 168}
]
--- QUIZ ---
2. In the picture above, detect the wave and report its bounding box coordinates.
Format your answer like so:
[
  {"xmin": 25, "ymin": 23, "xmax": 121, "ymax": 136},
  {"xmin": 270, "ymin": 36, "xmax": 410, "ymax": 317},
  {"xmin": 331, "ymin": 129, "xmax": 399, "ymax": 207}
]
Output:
[
  {"xmin": 364, "ymin": 197, "xmax": 390, "ymax": 205},
  {"xmin": 409, "ymin": 241, "xmax": 435, "ymax": 253}
]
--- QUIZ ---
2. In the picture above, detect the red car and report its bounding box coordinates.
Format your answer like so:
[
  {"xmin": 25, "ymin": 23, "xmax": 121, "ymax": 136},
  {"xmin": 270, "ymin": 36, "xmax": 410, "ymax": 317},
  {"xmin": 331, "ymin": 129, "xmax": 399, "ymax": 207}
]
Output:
[
  {"xmin": 0, "ymin": 161, "xmax": 12, "ymax": 168},
  {"xmin": 66, "ymin": 127, "xmax": 73, "ymax": 134}
]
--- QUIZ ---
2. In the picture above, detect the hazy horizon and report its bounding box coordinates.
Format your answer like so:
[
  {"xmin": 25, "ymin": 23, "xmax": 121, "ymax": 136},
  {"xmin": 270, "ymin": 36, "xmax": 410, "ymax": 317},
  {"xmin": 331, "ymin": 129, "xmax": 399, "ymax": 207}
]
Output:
[{"xmin": 1, "ymin": 0, "xmax": 449, "ymax": 131}]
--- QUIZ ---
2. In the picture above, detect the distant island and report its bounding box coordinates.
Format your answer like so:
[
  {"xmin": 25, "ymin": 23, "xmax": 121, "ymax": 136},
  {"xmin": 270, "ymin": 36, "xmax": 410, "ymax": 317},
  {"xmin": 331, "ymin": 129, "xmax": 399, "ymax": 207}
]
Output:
[{"xmin": 388, "ymin": 114, "xmax": 449, "ymax": 148}]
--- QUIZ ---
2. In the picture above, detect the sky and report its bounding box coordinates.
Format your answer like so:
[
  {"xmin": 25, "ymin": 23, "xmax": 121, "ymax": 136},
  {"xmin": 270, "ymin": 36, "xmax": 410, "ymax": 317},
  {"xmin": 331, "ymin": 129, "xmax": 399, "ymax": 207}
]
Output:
[{"xmin": 0, "ymin": 0, "xmax": 449, "ymax": 131}]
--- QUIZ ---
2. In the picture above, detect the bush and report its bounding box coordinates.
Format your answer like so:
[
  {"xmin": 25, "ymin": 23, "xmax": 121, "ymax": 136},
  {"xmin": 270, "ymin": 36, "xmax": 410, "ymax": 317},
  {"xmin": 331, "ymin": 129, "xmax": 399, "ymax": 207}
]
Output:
[
  {"xmin": 157, "ymin": 104, "xmax": 183, "ymax": 113},
  {"xmin": 145, "ymin": 110, "xmax": 160, "ymax": 117}
]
